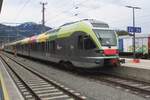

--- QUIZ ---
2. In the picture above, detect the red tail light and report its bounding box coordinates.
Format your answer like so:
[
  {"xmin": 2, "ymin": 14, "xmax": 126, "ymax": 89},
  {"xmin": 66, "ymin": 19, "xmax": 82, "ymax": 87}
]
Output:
[
  {"xmin": 104, "ymin": 49, "xmax": 118, "ymax": 55},
  {"xmin": 116, "ymin": 50, "xmax": 119, "ymax": 54}
]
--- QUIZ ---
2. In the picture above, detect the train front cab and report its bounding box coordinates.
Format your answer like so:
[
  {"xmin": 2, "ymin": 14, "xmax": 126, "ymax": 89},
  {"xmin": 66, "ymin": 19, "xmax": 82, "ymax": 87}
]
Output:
[
  {"xmin": 73, "ymin": 29, "xmax": 120, "ymax": 68},
  {"xmin": 63, "ymin": 30, "xmax": 119, "ymax": 68},
  {"xmin": 93, "ymin": 29, "xmax": 119, "ymax": 67}
]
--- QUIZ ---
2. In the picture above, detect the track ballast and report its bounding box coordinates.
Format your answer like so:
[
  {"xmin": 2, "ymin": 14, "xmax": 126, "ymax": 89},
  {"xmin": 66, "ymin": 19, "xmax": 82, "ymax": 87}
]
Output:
[{"xmin": 0, "ymin": 54, "xmax": 87, "ymax": 100}]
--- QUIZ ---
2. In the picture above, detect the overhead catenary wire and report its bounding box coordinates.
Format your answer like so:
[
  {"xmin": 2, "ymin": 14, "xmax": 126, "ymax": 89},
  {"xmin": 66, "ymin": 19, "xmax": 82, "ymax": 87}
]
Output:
[
  {"xmin": 45, "ymin": 0, "xmax": 90, "ymax": 25},
  {"xmin": 46, "ymin": 0, "xmax": 110, "ymax": 24},
  {"xmin": 46, "ymin": 5, "xmax": 83, "ymax": 26},
  {"xmin": 13, "ymin": 0, "xmax": 32, "ymax": 21}
]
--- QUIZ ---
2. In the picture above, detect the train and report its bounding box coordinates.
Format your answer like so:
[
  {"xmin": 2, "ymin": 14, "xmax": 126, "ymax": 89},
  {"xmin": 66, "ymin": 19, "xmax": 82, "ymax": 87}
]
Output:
[
  {"xmin": 4, "ymin": 19, "xmax": 120, "ymax": 68},
  {"xmin": 119, "ymin": 34, "xmax": 150, "ymax": 58}
]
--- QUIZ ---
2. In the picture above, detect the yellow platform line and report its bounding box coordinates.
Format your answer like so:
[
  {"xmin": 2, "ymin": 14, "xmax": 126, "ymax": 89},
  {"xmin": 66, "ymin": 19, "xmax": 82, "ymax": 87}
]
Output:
[{"xmin": 0, "ymin": 65, "xmax": 10, "ymax": 100}]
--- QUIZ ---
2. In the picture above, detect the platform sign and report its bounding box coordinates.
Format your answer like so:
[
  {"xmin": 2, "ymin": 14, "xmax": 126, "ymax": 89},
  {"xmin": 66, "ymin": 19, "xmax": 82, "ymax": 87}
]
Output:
[{"xmin": 127, "ymin": 26, "xmax": 141, "ymax": 33}]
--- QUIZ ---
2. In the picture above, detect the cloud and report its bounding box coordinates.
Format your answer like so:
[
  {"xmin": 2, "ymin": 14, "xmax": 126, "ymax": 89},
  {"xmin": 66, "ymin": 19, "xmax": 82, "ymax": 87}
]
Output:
[{"xmin": 0, "ymin": 0, "xmax": 150, "ymax": 33}]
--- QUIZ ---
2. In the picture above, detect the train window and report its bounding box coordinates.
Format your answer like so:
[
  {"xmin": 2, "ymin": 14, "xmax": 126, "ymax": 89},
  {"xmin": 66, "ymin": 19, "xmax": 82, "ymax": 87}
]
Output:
[
  {"xmin": 78, "ymin": 35, "xmax": 84, "ymax": 49},
  {"xmin": 45, "ymin": 41, "xmax": 48, "ymax": 52},
  {"xmin": 52, "ymin": 41, "xmax": 56, "ymax": 51},
  {"xmin": 48, "ymin": 42, "xmax": 50, "ymax": 52},
  {"xmin": 83, "ymin": 36, "xmax": 96, "ymax": 49},
  {"xmin": 37, "ymin": 43, "xmax": 39, "ymax": 51},
  {"xmin": 32, "ymin": 43, "xmax": 34, "ymax": 51},
  {"xmin": 34, "ymin": 43, "xmax": 36, "ymax": 51},
  {"xmin": 45, "ymin": 42, "xmax": 47, "ymax": 52},
  {"xmin": 78, "ymin": 35, "xmax": 96, "ymax": 50},
  {"xmin": 39, "ymin": 42, "xmax": 45, "ymax": 51},
  {"xmin": 48, "ymin": 40, "xmax": 56, "ymax": 53},
  {"xmin": 39, "ymin": 43, "xmax": 42, "ymax": 51},
  {"xmin": 46, "ymin": 41, "xmax": 49, "ymax": 52},
  {"xmin": 42, "ymin": 42, "xmax": 45, "ymax": 51},
  {"xmin": 35, "ymin": 43, "xmax": 38, "ymax": 51},
  {"xmin": 47, "ymin": 41, "xmax": 50, "ymax": 52},
  {"xmin": 30, "ymin": 44, "xmax": 32, "ymax": 51}
]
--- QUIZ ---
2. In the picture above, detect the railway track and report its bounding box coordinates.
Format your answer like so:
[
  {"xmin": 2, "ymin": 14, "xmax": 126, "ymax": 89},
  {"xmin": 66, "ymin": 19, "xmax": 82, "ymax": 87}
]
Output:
[
  {"xmin": 3, "ymin": 53, "xmax": 150, "ymax": 99},
  {"xmin": 0, "ymin": 54, "xmax": 87, "ymax": 100},
  {"xmin": 87, "ymin": 73, "xmax": 150, "ymax": 98}
]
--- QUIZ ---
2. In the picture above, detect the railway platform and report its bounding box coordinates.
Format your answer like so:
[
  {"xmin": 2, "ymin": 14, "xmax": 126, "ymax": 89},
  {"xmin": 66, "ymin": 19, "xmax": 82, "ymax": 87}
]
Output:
[
  {"xmin": 122, "ymin": 58, "xmax": 150, "ymax": 69},
  {"xmin": 0, "ymin": 57, "xmax": 24, "ymax": 100},
  {"xmin": 102, "ymin": 58, "xmax": 150, "ymax": 84}
]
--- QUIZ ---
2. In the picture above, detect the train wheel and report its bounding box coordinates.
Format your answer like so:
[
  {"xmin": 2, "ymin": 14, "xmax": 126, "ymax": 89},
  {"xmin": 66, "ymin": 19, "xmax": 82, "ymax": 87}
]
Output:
[
  {"xmin": 59, "ymin": 61, "xmax": 73, "ymax": 70},
  {"xmin": 65, "ymin": 61, "xmax": 74, "ymax": 70},
  {"xmin": 59, "ymin": 61, "xmax": 65, "ymax": 68}
]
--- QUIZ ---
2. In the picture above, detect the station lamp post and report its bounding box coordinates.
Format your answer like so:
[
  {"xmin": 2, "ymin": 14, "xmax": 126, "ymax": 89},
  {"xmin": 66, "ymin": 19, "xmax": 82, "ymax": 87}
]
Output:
[{"xmin": 126, "ymin": 6, "xmax": 141, "ymax": 59}]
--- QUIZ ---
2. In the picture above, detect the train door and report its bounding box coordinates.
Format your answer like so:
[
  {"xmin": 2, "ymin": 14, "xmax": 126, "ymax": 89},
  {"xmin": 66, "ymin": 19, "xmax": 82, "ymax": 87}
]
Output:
[
  {"xmin": 66, "ymin": 35, "xmax": 76, "ymax": 60},
  {"xmin": 42, "ymin": 42, "xmax": 45, "ymax": 56},
  {"xmin": 76, "ymin": 35, "xmax": 96, "ymax": 61},
  {"xmin": 55, "ymin": 38, "xmax": 68, "ymax": 60},
  {"xmin": 83, "ymin": 36, "xmax": 96, "ymax": 56},
  {"xmin": 45, "ymin": 41, "xmax": 49, "ymax": 57},
  {"xmin": 66, "ymin": 32, "xmax": 84, "ymax": 61},
  {"xmin": 48, "ymin": 40, "xmax": 56, "ymax": 58}
]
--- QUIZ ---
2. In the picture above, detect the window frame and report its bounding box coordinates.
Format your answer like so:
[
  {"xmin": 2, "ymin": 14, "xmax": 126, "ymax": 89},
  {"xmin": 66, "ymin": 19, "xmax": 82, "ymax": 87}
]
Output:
[{"xmin": 78, "ymin": 35, "xmax": 96, "ymax": 50}]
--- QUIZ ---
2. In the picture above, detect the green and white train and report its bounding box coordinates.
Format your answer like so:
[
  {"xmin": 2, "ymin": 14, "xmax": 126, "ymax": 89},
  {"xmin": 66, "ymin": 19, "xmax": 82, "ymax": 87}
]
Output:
[{"xmin": 4, "ymin": 19, "xmax": 120, "ymax": 68}]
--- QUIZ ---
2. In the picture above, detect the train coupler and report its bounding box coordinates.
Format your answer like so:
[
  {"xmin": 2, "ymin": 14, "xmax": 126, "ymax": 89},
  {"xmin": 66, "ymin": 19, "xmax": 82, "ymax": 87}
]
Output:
[{"xmin": 119, "ymin": 59, "xmax": 125, "ymax": 63}]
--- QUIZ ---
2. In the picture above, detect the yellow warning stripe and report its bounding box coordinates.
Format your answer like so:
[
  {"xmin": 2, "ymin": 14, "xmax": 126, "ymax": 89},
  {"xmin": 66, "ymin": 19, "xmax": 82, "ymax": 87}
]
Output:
[{"xmin": 0, "ymin": 66, "xmax": 10, "ymax": 100}]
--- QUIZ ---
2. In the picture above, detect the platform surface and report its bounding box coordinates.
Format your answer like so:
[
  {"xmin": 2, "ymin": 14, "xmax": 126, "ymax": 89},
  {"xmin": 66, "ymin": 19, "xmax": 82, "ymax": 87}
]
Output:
[
  {"xmin": 122, "ymin": 58, "xmax": 150, "ymax": 70},
  {"xmin": 0, "ymin": 58, "xmax": 24, "ymax": 100}
]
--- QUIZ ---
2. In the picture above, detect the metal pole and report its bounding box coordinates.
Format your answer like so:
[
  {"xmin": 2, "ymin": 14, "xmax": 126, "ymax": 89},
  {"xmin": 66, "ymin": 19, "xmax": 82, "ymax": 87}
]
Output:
[
  {"xmin": 40, "ymin": 2, "xmax": 47, "ymax": 32},
  {"xmin": 133, "ymin": 8, "xmax": 136, "ymax": 59},
  {"xmin": 42, "ymin": 3, "xmax": 45, "ymax": 26},
  {"xmin": 126, "ymin": 6, "xmax": 141, "ymax": 59}
]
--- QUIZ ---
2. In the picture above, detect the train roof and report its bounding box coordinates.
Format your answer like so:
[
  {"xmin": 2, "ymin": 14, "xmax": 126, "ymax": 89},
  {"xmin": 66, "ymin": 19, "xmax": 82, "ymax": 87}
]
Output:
[
  {"xmin": 60, "ymin": 19, "xmax": 109, "ymax": 28},
  {"xmin": 20, "ymin": 37, "xmax": 30, "ymax": 44},
  {"xmin": 29, "ymin": 35, "xmax": 37, "ymax": 43},
  {"xmin": 83, "ymin": 19, "xmax": 109, "ymax": 28},
  {"xmin": 36, "ymin": 33, "xmax": 48, "ymax": 42},
  {"xmin": 7, "ymin": 19, "xmax": 109, "ymax": 48}
]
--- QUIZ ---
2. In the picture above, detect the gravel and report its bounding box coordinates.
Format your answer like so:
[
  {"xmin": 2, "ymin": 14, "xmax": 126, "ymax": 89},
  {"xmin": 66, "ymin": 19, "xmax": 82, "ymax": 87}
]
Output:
[{"xmin": 5, "ymin": 53, "xmax": 148, "ymax": 100}]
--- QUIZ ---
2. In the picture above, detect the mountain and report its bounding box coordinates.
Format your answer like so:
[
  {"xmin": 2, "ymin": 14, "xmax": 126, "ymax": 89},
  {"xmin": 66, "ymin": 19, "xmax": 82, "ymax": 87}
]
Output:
[
  {"xmin": 0, "ymin": 22, "xmax": 52, "ymax": 43},
  {"xmin": 16, "ymin": 22, "xmax": 51, "ymax": 36}
]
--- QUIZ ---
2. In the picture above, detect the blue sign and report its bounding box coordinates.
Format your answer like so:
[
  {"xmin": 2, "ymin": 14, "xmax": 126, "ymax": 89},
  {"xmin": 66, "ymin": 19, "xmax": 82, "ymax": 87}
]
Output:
[{"xmin": 127, "ymin": 26, "xmax": 141, "ymax": 33}]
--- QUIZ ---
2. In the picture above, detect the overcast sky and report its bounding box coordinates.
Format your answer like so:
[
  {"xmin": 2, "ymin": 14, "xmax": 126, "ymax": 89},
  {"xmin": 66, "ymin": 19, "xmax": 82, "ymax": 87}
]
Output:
[{"xmin": 0, "ymin": 0, "xmax": 150, "ymax": 33}]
